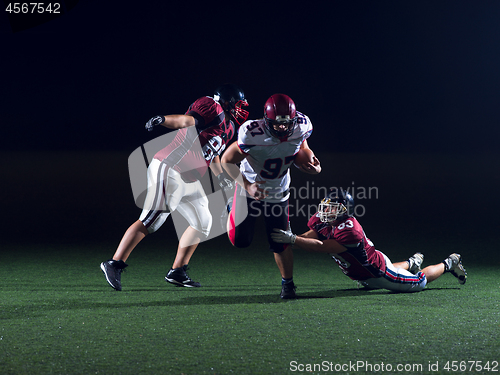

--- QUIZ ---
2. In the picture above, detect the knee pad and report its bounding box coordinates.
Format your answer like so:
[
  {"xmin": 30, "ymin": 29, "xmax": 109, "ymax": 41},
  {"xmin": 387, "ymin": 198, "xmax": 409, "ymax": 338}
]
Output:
[{"xmin": 191, "ymin": 221, "xmax": 211, "ymax": 238}]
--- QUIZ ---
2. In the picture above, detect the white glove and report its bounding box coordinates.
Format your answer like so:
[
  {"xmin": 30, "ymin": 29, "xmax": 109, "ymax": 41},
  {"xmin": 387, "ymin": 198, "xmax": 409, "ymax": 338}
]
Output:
[
  {"xmin": 145, "ymin": 115, "xmax": 165, "ymax": 131},
  {"xmin": 271, "ymin": 228, "xmax": 296, "ymax": 244},
  {"xmin": 216, "ymin": 172, "xmax": 233, "ymax": 190}
]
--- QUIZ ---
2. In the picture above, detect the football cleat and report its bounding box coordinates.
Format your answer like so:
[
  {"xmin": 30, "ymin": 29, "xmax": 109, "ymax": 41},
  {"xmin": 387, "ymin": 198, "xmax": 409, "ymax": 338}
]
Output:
[
  {"xmin": 165, "ymin": 265, "xmax": 201, "ymax": 287},
  {"xmin": 280, "ymin": 281, "xmax": 297, "ymax": 299},
  {"xmin": 447, "ymin": 253, "xmax": 467, "ymax": 285},
  {"xmin": 408, "ymin": 252, "xmax": 424, "ymax": 273},
  {"xmin": 100, "ymin": 259, "xmax": 128, "ymax": 291}
]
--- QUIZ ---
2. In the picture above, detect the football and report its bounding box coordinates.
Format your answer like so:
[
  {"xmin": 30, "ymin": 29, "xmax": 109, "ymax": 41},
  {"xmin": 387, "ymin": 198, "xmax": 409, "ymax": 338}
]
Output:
[{"xmin": 294, "ymin": 148, "xmax": 315, "ymax": 167}]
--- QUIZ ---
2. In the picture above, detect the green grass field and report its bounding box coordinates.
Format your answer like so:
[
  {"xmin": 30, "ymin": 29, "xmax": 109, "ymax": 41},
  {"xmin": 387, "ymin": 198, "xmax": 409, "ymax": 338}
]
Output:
[
  {"xmin": 1, "ymin": 151, "xmax": 499, "ymax": 374},
  {"xmin": 1, "ymin": 234, "xmax": 498, "ymax": 375}
]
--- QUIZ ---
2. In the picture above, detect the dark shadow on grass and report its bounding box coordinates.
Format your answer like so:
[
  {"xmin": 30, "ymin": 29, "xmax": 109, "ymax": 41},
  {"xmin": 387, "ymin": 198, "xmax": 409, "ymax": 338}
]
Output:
[
  {"xmin": 296, "ymin": 286, "xmax": 461, "ymax": 299},
  {"xmin": 0, "ymin": 284, "xmax": 465, "ymax": 320},
  {"xmin": 296, "ymin": 288, "xmax": 389, "ymax": 299},
  {"xmin": 0, "ymin": 294, "xmax": 284, "ymax": 320}
]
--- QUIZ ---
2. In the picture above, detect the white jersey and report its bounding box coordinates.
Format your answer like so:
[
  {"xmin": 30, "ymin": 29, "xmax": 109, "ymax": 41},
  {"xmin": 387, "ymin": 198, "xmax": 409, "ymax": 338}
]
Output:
[{"xmin": 237, "ymin": 111, "xmax": 313, "ymax": 202}]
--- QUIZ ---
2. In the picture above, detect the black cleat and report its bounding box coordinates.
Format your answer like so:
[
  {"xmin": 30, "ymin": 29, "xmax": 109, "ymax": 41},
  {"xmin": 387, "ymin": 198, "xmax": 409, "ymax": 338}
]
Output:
[
  {"xmin": 100, "ymin": 259, "xmax": 128, "ymax": 291},
  {"xmin": 280, "ymin": 282, "xmax": 297, "ymax": 299},
  {"xmin": 165, "ymin": 265, "xmax": 201, "ymax": 287}
]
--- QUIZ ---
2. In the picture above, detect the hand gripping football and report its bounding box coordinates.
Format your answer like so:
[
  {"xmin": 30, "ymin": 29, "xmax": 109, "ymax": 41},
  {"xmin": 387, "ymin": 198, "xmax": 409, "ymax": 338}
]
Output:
[{"xmin": 294, "ymin": 148, "xmax": 314, "ymax": 167}]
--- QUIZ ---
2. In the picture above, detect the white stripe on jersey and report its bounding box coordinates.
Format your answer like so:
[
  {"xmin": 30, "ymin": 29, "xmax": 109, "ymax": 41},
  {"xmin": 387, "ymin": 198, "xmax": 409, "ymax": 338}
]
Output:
[{"xmin": 237, "ymin": 112, "xmax": 313, "ymax": 202}]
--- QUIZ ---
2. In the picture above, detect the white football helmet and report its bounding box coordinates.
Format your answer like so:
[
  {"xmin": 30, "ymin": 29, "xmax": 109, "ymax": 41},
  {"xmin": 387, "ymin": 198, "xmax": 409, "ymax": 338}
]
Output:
[{"xmin": 318, "ymin": 189, "xmax": 353, "ymax": 223}]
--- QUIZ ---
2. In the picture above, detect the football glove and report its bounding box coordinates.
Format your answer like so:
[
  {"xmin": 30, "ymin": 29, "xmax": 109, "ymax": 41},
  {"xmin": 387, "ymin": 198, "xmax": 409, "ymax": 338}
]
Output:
[
  {"xmin": 145, "ymin": 115, "xmax": 165, "ymax": 131},
  {"xmin": 216, "ymin": 172, "xmax": 233, "ymax": 190},
  {"xmin": 271, "ymin": 228, "xmax": 296, "ymax": 244}
]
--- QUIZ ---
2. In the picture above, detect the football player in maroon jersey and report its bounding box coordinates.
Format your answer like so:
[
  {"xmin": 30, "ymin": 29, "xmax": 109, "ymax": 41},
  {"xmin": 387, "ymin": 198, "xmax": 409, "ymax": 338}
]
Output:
[
  {"xmin": 271, "ymin": 189, "xmax": 467, "ymax": 292},
  {"xmin": 100, "ymin": 84, "xmax": 249, "ymax": 291}
]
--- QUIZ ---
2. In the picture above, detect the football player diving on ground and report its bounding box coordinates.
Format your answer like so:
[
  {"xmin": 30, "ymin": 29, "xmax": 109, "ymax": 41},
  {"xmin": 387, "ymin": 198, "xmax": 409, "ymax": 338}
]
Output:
[{"xmin": 271, "ymin": 189, "xmax": 467, "ymax": 292}]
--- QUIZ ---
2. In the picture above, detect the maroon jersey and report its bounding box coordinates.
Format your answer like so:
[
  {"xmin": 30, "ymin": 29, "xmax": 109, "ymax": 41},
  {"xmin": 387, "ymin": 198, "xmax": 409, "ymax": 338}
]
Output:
[
  {"xmin": 153, "ymin": 96, "xmax": 235, "ymax": 182},
  {"xmin": 307, "ymin": 214, "xmax": 386, "ymax": 280}
]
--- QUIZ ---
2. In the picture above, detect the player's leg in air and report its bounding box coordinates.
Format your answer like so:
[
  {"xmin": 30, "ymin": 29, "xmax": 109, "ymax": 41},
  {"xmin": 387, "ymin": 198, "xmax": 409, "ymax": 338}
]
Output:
[
  {"xmin": 227, "ymin": 187, "xmax": 257, "ymax": 248},
  {"xmin": 392, "ymin": 252, "xmax": 467, "ymax": 285},
  {"xmin": 421, "ymin": 253, "xmax": 467, "ymax": 284}
]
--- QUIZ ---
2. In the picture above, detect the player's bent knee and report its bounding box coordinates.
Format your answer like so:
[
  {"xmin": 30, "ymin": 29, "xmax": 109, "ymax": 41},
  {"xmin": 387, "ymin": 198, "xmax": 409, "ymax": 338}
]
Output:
[
  {"xmin": 227, "ymin": 226, "xmax": 253, "ymax": 248},
  {"xmin": 140, "ymin": 211, "xmax": 170, "ymax": 234},
  {"xmin": 143, "ymin": 217, "xmax": 164, "ymax": 234},
  {"xmin": 194, "ymin": 224, "xmax": 211, "ymax": 238},
  {"xmin": 230, "ymin": 237, "xmax": 252, "ymax": 248},
  {"xmin": 270, "ymin": 243, "xmax": 287, "ymax": 254},
  {"xmin": 186, "ymin": 213, "xmax": 212, "ymax": 238}
]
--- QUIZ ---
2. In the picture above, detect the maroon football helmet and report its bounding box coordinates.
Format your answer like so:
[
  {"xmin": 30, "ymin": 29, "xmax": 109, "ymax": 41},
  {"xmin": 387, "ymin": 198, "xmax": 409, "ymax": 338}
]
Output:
[{"xmin": 263, "ymin": 94, "xmax": 298, "ymax": 138}]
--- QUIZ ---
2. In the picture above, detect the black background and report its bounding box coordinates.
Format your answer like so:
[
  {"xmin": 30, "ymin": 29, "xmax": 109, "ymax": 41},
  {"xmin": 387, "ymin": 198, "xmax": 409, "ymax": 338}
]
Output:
[
  {"xmin": 2, "ymin": 1, "xmax": 500, "ymax": 153},
  {"xmin": 1, "ymin": 1, "xmax": 499, "ymax": 258}
]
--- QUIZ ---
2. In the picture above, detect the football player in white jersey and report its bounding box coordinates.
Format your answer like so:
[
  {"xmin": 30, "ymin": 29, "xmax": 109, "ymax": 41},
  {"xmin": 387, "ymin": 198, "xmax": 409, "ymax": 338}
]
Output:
[{"xmin": 221, "ymin": 94, "xmax": 321, "ymax": 299}]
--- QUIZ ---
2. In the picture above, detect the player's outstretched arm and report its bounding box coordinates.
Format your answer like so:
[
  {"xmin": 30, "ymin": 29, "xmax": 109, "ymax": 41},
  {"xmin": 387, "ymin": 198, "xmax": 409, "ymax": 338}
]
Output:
[
  {"xmin": 295, "ymin": 235, "xmax": 345, "ymax": 253},
  {"xmin": 221, "ymin": 143, "xmax": 268, "ymax": 200},
  {"xmin": 221, "ymin": 142, "xmax": 246, "ymax": 178},
  {"xmin": 145, "ymin": 114, "xmax": 196, "ymax": 131},
  {"xmin": 210, "ymin": 155, "xmax": 223, "ymax": 175},
  {"xmin": 210, "ymin": 156, "xmax": 233, "ymax": 190},
  {"xmin": 271, "ymin": 228, "xmax": 346, "ymax": 254}
]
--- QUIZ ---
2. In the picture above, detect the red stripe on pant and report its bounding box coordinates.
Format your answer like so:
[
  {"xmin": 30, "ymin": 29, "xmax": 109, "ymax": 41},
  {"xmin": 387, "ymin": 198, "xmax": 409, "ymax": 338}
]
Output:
[{"xmin": 228, "ymin": 187, "xmax": 238, "ymax": 246}]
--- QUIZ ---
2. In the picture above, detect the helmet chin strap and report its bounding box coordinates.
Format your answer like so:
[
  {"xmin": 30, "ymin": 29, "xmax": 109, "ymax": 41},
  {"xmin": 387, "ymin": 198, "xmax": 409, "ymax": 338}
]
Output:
[{"xmin": 267, "ymin": 119, "xmax": 296, "ymax": 138}]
